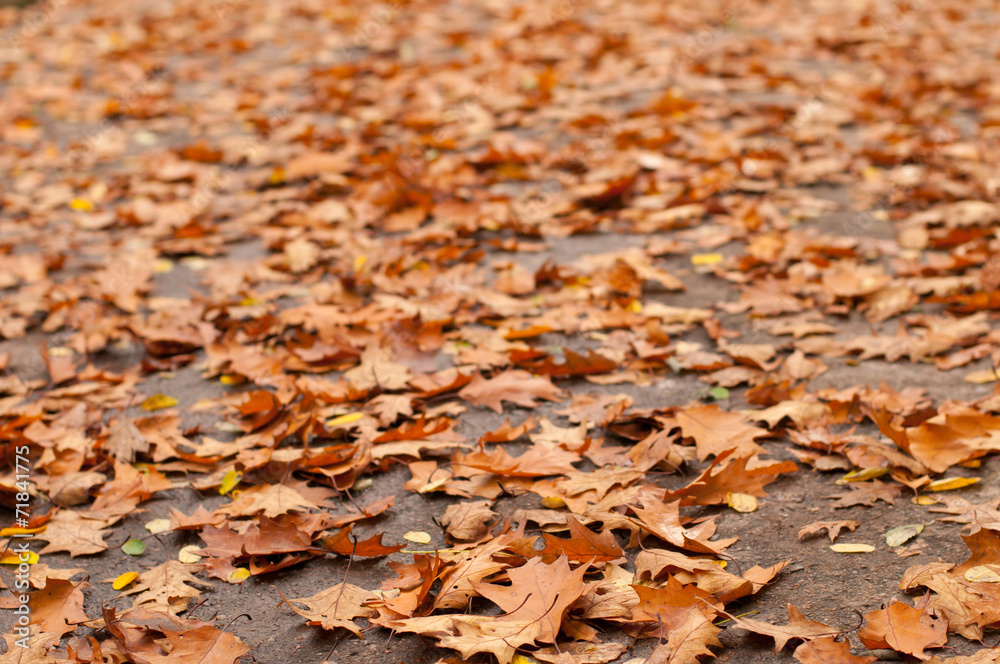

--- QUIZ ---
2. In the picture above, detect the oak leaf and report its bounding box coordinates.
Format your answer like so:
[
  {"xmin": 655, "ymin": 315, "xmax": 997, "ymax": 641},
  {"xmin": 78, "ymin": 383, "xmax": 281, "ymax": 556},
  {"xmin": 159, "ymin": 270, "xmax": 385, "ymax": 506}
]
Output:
[
  {"xmin": 792, "ymin": 637, "xmax": 877, "ymax": 664},
  {"xmin": 36, "ymin": 510, "xmax": 112, "ymax": 557},
  {"xmin": 646, "ymin": 607, "xmax": 721, "ymax": 664},
  {"xmin": 440, "ymin": 500, "xmax": 497, "ymax": 541},
  {"xmin": 728, "ymin": 604, "xmax": 835, "ymax": 652},
  {"xmin": 458, "ymin": 370, "xmax": 566, "ymax": 412},
  {"xmin": 277, "ymin": 583, "xmax": 377, "ymax": 637},
  {"xmin": 675, "ymin": 405, "xmax": 767, "ymax": 461},
  {"xmin": 215, "ymin": 483, "xmax": 319, "ymax": 518},
  {"xmin": 28, "ymin": 578, "xmax": 89, "ymax": 636},
  {"xmin": 798, "ymin": 521, "xmax": 859, "ymax": 543},
  {"xmin": 857, "ymin": 602, "xmax": 947, "ymax": 660},
  {"xmin": 119, "ymin": 561, "xmax": 212, "ymax": 615},
  {"xmin": 662, "ymin": 449, "xmax": 797, "ymax": 506}
]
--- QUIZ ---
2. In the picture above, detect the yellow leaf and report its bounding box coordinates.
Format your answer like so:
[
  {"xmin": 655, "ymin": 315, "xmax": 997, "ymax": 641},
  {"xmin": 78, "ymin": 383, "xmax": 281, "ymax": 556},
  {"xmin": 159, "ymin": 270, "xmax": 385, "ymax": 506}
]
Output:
[
  {"xmin": 141, "ymin": 394, "xmax": 178, "ymax": 411},
  {"xmin": 354, "ymin": 255, "xmax": 368, "ymax": 272},
  {"xmin": 912, "ymin": 496, "xmax": 937, "ymax": 506},
  {"xmin": 69, "ymin": 198, "xmax": 94, "ymax": 211},
  {"xmin": 269, "ymin": 166, "xmax": 286, "ymax": 185},
  {"xmin": 626, "ymin": 300, "xmax": 643, "ymax": 313},
  {"xmin": 178, "ymin": 545, "xmax": 202, "ymax": 564},
  {"xmin": 219, "ymin": 374, "xmax": 243, "ymax": 385},
  {"xmin": 691, "ymin": 253, "xmax": 723, "ymax": 266},
  {"xmin": 512, "ymin": 655, "xmax": 541, "ymax": 664},
  {"xmin": 0, "ymin": 525, "xmax": 45, "ymax": 537},
  {"xmin": 112, "ymin": 572, "xmax": 138, "ymax": 590},
  {"xmin": 418, "ymin": 478, "xmax": 447, "ymax": 494},
  {"xmin": 0, "ymin": 550, "xmax": 38, "ymax": 565},
  {"xmin": 403, "ymin": 531, "xmax": 432, "ymax": 545},
  {"xmin": 154, "ymin": 259, "xmax": 174, "ymax": 273},
  {"xmin": 219, "ymin": 469, "xmax": 243, "ymax": 495},
  {"xmin": 541, "ymin": 495, "xmax": 566, "ymax": 509},
  {"xmin": 837, "ymin": 467, "xmax": 889, "ymax": 484},
  {"xmin": 829, "ymin": 543, "xmax": 875, "ymax": 553},
  {"xmin": 144, "ymin": 518, "xmax": 171, "ymax": 534},
  {"xmin": 726, "ymin": 492, "xmax": 758, "ymax": 513},
  {"xmin": 965, "ymin": 565, "xmax": 1000, "ymax": 583},
  {"xmin": 925, "ymin": 477, "xmax": 980, "ymax": 492},
  {"xmin": 327, "ymin": 412, "xmax": 364, "ymax": 428},
  {"xmin": 964, "ymin": 369, "xmax": 998, "ymax": 384},
  {"xmin": 228, "ymin": 567, "xmax": 251, "ymax": 583}
]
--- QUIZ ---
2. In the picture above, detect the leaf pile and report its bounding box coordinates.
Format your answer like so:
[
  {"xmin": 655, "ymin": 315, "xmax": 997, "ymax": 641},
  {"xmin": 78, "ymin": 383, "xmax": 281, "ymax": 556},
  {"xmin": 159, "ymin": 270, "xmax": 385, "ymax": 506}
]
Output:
[{"xmin": 1, "ymin": 0, "xmax": 1000, "ymax": 662}]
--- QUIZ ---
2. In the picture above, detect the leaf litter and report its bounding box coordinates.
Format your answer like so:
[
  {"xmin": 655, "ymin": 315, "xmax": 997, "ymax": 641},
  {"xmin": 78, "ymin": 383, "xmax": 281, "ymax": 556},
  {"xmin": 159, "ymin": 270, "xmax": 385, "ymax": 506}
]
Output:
[{"xmin": 0, "ymin": 0, "xmax": 999, "ymax": 663}]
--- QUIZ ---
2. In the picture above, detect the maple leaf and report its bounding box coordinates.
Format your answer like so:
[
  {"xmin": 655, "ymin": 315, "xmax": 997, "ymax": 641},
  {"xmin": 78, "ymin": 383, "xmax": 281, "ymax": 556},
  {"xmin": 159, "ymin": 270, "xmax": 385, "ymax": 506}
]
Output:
[
  {"xmin": 675, "ymin": 405, "xmax": 768, "ymax": 461},
  {"xmin": 798, "ymin": 521, "xmax": 859, "ymax": 542},
  {"xmin": 28, "ymin": 578, "xmax": 89, "ymax": 636},
  {"xmin": 277, "ymin": 583, "xmax": 377, "ymax": 637},
  {"xmin": 858, "ymin": 602, "xmax": 947, "ymax": 659},
  {"xmin": 458, "ymin": 370, "xmax": 566, "ymax": 412}
]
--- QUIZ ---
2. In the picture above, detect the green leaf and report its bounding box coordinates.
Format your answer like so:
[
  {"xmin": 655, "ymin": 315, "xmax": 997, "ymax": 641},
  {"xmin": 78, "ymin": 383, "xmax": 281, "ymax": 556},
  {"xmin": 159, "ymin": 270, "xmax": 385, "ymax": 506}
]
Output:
[
  {"xmin": 122, "ymin": 538, "xmax": 146, "ymax": 556},
  {"xmin": 708, "ymin": 387, "xmax": 730, "ymax": 400}
]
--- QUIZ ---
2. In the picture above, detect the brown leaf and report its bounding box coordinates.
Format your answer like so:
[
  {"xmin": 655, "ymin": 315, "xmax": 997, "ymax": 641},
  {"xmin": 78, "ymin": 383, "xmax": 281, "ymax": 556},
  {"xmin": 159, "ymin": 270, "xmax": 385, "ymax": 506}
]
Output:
[
  {"xmin": 793, "ymin": 637, "xmax": 877, "ymax": 664},
  {"xmin": 857, "ymin": 602, "xmax": 947, "ymax": 659},
  {"xmin": 28, "ymin": 577, "xmax": 89, "ymax": 636},
  {"xmin": 798, "ymin": 521, "xmax": 859, "ymax": 543},
  {"xmin": 458, "ymin": 370, "xmax": 566, "ymax": 412},
  {"xmin": 277, "ymin": 583, "xmax": 377, "ymax": 637},
  {"xmin": 729, "ymin": 604, "xmax": 836, "ymax": 652},
  {"xmin": 321, "ymin": 524, "xmax": 405, "ymax": 557},
  {"xmin": 662, "ymin": 450, "xmax": 797, "ymax": 506},
  {"xmin": 646, "ymin": 607, "xmax": 721, "ymax": 664},
  {"xmin": 441, "ymin": 500, "xmax": 497, "ymax": 541},
  {"xmin": 825, "ymin": 480, "xmax": 902, "ymax": 508},
  {"xmin": 675, "ymin": 405, "xmax": 768, "ymax": 461}
]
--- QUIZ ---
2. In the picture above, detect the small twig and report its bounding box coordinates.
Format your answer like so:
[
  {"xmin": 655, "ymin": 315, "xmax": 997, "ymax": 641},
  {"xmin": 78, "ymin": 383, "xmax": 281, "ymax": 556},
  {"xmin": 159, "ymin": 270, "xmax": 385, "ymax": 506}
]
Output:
[
  {"xmin": 221, "ymin": 613, "xmax": 252, "ymax": 631},
  {"xmin": 331, "ymin": 535, "xmax": 358, "ymax": 622}
]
